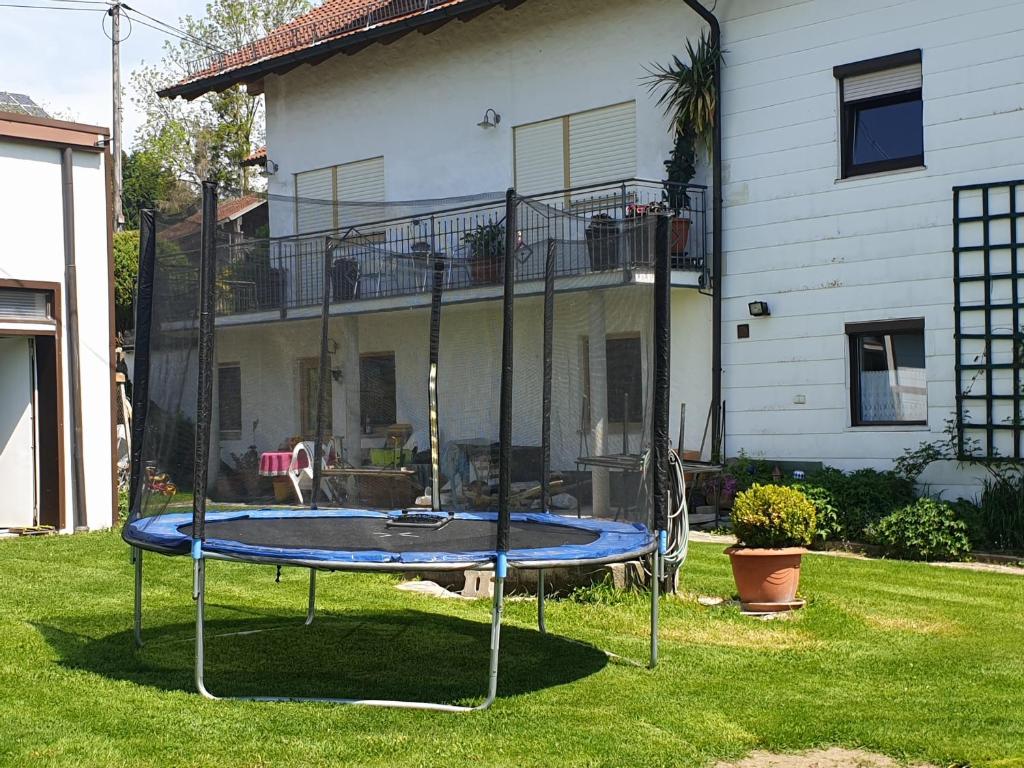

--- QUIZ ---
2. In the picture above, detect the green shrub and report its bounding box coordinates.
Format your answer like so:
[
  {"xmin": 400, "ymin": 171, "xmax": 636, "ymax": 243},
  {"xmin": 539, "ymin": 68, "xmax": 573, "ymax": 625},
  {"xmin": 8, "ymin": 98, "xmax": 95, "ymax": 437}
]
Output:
[
  {"xmin": 731, "ymin": 484, "xmax": 817, "ymax": 548},
  {"xmin": 791, "ymin": 482, "xmax": 840, "ymax": 543},
  {"xmin": 869, "ymin": 498, "xmax": 971, "ymax": 562},
  {"xmin": 979, "ymin": 474, "xmax": 1024, "ymax": 552},
  {"xmin": 948, "ymin": 497, "xmax": 989, "ymax": 551},
  {"xmin": 806, "ymin": 467, "xmax": 915, "ymax": 540}
]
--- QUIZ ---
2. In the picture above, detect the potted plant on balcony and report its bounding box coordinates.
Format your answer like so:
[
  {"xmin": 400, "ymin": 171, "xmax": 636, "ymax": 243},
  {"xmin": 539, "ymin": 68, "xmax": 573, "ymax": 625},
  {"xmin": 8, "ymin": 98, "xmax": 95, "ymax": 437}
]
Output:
[
  {"xmin": 585, "ymin": 213, "xmax": 620, "ymax": 271},
  {"xmin": 646, "ymin": 31, "xmax": 721, "ymax": 265},
  {"xmin": 463, "ymin": 221, "xmax": 505, "ymax": 284},
  {"xmin": 725, "ymin": 483, "xmax": 817, "ymax": 612}
]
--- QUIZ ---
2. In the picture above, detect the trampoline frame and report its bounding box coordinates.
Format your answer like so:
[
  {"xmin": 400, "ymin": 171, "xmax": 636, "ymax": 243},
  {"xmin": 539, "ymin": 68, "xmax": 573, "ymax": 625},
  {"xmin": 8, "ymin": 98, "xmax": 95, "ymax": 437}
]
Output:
[{"xmin": 127, "ymin": 184, "xmax": 673, "ymax": 711}]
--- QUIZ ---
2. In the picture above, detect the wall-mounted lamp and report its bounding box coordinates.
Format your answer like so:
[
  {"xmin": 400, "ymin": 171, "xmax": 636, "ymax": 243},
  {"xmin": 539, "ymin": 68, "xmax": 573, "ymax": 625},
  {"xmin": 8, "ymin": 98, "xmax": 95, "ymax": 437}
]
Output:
[
  {"xmin": 477, "ymin": 108, "xmax": 501, "ymax": 129},
  {"xmin": 260, "ymin": 158, "xmax": 279, "ymax": 178},
  {"xmin": 748, "ymin": 300, "xmax": 771, "ymax": 317}
]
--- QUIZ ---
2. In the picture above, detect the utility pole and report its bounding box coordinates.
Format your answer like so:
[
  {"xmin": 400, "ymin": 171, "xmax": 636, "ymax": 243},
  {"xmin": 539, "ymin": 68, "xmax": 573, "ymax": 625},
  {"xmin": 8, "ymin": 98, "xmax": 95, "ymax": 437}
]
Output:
[{"xmin": 110, "ymin": 2, "xmax": 124, "ymax": 230}]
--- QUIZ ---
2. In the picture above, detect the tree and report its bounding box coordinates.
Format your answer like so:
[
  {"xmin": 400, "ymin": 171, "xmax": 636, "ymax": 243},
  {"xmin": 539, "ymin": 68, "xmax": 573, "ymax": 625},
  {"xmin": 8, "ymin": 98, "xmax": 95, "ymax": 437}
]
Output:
[
  {"xmin": 113, "ymin": 229, "xmax": 139, "ymax": 332},
  {"xmin": 131, "ymin": 0, "xmax": 310, "ymax": 195},
  {"xmin": 121, "ymin": 149, "xmax": 190, "ymax": 229}
]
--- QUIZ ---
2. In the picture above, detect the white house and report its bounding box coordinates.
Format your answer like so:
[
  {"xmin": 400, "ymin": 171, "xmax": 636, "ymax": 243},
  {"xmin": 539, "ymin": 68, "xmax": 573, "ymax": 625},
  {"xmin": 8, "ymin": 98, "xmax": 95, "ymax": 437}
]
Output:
[
  {"xmin": 161, "ymin": 0, "xmax": 1024, "ymax": 498},
  {"xmin": 0, "ymin": 109, "xmax": 117, "ymax": 532}
]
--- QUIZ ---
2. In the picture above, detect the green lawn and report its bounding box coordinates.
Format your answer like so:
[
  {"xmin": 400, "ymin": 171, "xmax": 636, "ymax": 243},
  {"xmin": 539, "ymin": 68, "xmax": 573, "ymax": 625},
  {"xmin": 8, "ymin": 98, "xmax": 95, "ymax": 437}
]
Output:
[{"xmin": 1, "ymin": 531, "xmax": 1022, "ymax": 768}]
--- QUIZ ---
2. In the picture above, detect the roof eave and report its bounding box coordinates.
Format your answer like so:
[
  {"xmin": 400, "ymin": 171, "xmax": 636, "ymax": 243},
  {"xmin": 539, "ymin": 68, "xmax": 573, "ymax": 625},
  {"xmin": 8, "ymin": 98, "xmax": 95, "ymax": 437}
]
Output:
[{"xmin": 158, "ymin": 0, "xmax": 518, "ymax": 101}]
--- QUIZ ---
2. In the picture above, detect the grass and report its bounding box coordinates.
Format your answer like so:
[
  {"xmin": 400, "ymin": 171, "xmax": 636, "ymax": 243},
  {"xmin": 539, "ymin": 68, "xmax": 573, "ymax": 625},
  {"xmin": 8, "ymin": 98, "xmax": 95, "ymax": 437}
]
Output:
[{"xmin": 1, "ymin": 531, "xmax": 1023, "ymax": 767}]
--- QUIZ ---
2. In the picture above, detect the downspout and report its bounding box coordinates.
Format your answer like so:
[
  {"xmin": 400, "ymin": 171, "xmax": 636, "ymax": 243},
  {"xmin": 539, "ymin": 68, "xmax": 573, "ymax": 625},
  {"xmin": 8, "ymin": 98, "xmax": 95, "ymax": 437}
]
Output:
[
  {"xmin": 61, "ymin": 147, "xmax": 88, "ymax": 531},
  {"xmin": 679, "ymin": 0, "xmax": 724, "ymax": 462}
]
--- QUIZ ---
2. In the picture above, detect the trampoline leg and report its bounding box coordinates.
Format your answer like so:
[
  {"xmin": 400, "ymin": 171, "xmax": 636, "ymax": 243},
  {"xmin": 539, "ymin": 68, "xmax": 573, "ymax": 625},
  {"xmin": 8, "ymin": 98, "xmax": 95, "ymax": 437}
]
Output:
[
  {"xmin": 650, "ymin": 548, "xmax": 660, "ymax": 669},
  {"xmin": 194, "ymin": 557, "xmax": 216, "ymax": 700},
  {"xmin": 479, "ymin": 575, "xmax": 505, "ymax": 711},
  {"xmin": 305, "ymin": 569, "xmax": 317, "ymax": 626},
  {"xmin": 132, "ymin": 547, "xmax": 143, "ymax": 648},
  {"xmin": 537, "ymin": 570, "xmax": 547, "ymax": 634}
]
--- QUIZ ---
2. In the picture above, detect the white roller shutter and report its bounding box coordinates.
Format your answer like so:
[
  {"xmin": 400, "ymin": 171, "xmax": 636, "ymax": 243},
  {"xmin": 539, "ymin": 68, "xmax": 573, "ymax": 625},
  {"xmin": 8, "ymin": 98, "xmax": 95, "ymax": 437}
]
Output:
[
  {"xmin": 843, "ymin": 63, "xmax": 922, "ymax": 102},
  {"xmin": 514, "ymin": 118, "xmax": 565, "ymax": 195},
  {"xmin": 568, "ymin": 102, "xmax": 636, "ymax": 188},
  {"xmin": 295, "ymin": 167, "xmax": 334, "ymax": 234},
  {"xmin": 338, "ymin": 156, "xmax": 385, "ymax": 228}
]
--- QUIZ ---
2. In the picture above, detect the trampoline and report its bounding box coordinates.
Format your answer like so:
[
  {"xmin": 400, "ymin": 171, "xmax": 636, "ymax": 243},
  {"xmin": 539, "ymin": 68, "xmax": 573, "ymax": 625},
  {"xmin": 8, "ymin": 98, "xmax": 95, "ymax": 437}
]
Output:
[{"xmin": 125, "ymin": 183, "xmax": 680, "ymax": 711}]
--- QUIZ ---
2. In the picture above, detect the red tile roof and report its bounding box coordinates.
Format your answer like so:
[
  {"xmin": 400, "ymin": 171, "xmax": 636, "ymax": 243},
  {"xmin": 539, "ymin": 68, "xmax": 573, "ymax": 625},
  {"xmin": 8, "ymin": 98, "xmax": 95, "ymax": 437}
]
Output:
[
  {"xmin": 242, "ymin": 146, "xmax": 267, "ymax": 166},
  {"xmin": 162, "ymin": 0, "xmax": 512, "ymax": 100}
]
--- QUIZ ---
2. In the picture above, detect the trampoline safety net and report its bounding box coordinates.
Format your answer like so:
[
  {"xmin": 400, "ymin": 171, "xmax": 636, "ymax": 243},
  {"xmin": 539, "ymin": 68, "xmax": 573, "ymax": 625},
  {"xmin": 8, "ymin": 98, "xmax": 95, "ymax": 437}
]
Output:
[{"xmin": 128, "ymin": 182, "xmax": 670, "ymax": 566}]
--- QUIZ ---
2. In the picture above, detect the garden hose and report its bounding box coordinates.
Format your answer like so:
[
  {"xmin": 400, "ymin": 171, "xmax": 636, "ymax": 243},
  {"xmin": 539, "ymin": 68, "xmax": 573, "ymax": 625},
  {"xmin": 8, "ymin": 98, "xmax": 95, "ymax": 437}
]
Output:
[{"xmin": 663, "ymin": 448, "xmax": 690, "ymax": 572}]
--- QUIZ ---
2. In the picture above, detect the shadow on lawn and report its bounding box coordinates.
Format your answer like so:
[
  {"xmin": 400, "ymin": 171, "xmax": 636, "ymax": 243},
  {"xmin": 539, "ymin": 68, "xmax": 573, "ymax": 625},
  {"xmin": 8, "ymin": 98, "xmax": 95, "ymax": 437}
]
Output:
[{"xmin": 34, "ymin": 609, "xmax": 608, "ymax": 703}]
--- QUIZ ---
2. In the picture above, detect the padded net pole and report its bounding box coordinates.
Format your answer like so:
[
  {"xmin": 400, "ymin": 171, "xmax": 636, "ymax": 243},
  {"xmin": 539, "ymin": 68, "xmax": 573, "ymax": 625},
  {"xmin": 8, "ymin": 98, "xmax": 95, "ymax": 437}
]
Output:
[
  {"xmin": 312, "ymin": 237, "xmax": 334, "ymax": 510},
  {"xmin": 540, "ymin": 238, "xmax": 555, "ymax": 512},
  {"xmin": 651, "ymin": 213, "xmax": 671, "ymax": 536},
  {"xmin": 428, "ymin": 253, "xmax": 444, "ymax": 513},
  {"xmin": 128, "ymin": 209, "xmax": 156, "ymax": 521},
  {"xmin": 496, "ymin": 188, "xmax": 517, "ymax": 555},
  {"xmin": 192, "ymin": 182, "xmax": 218, "ymax": 543}
]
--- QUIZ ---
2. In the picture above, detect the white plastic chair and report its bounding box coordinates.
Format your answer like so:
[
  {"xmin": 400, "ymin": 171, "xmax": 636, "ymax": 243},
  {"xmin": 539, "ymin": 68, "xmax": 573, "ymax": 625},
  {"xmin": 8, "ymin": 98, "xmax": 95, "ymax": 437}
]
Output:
[{"xmin": 287, "ymin": 441, "xmax": 336, "ymax": 505}]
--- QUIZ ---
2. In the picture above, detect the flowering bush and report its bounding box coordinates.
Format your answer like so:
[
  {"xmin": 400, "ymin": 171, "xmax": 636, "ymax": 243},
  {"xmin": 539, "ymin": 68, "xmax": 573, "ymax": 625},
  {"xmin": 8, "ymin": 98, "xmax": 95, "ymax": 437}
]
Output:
[{"xmin": 731, "ymin": 484, "xmax": 817, "ymax": 549}]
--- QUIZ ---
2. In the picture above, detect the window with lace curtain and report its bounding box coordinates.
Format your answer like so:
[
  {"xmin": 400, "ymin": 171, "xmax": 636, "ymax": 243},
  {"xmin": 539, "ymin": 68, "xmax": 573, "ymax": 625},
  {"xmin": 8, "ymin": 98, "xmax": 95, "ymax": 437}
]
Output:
[{"xmin": 847, "ymin": 320, "xmax": 927, "ymax": 426}]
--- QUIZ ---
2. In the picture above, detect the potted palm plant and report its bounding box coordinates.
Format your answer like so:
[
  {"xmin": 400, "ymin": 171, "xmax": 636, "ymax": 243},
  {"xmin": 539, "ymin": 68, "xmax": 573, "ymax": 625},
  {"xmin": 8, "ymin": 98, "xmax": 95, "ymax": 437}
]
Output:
[
  {"xmin": 646, "ymin": 31, "xmax": 721, "ymax": 263},
  {"xmin": 726, "ymin": 484, "xmax": 817, "ymax": 612},
  {"xmin": 463, "ymin": 221, "xmax": 506, "ymax": 284}
]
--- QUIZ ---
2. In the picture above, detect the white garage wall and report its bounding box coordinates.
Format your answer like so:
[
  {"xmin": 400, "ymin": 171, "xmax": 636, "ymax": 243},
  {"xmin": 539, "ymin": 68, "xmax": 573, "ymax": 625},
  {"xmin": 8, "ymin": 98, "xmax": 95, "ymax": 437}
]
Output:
[{"xmin": 0, "ymin": 138, "xmax": 114, "ymax": 531}]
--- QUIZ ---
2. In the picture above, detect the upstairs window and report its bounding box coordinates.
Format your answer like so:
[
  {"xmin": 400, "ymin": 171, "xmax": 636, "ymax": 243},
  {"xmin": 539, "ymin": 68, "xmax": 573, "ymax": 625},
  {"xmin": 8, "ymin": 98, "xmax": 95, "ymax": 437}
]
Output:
[{"xmin": 835, "ymin": 50, "xmax": 923, "ymax": 178}]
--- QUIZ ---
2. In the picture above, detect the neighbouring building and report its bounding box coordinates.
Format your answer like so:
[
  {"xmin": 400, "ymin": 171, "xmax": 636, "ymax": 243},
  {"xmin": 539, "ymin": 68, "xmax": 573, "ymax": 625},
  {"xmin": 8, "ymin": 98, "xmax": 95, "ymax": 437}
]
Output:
[
  {"xmin": 159, "ymin": 0, "xmax": 1024, "ymax": 499},
  {"xmin": 0, "ymin": 108, "xmax": 116, "ymax": 532}
]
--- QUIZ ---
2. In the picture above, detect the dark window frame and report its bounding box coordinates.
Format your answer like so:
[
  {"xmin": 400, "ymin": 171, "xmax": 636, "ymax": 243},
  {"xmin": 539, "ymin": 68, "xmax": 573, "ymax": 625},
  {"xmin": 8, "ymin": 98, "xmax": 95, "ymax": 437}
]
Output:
[
  {"xmin": 846, "ymin": 319, "xmax": 927, "ymax": 427},
  {"xmin": 836, "ymin": 49, "xmax": 924, "ymax": 179},
  {"xmin": 217, "ymin": 362, "xmax": 242, "ymax": 440},
  {"xmin": 606, "ymin": 334, "xmax": 644, "ymax": 426},
  {"xmin": 359, "ymin": 351, "xmax": 397, "ymax": 435}
]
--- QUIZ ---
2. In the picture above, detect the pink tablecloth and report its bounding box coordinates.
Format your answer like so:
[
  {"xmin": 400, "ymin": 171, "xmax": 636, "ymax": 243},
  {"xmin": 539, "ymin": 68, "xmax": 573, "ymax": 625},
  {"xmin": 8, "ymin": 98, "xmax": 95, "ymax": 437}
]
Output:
[{"xmin": 259, "ymin": 451, "xmax": 296, "ymax": 477}]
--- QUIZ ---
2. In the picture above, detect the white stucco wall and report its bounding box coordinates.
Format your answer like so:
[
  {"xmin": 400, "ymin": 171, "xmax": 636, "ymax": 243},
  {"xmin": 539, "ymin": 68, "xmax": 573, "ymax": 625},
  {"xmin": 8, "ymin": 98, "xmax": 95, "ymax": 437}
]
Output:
[
  {"xmin": 262, "ymin": 0, "xmax": 705, "ymax": 234},
  {"xmin": 0, "ymin": 139, "xmax": 114, "ymax": 531},
  {"xmin": 716, "ymin": 0, "xmax": 1024, "ymax": 497}
]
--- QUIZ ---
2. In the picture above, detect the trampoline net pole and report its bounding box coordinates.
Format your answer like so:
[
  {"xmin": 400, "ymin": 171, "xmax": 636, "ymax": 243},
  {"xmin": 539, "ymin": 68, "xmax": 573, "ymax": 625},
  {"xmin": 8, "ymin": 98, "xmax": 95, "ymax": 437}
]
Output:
[
  {"xmin": 128, "ymin": 210, "xmax": 156, "ymax": 522},
  {"xmin": 652, "ymin": 213, "xmax": 671, "ymax": 536},
  {"xmin": 311, "ymin": 237, "xmax": 333, "ymax": 510},
  {"xmin": 192, "ymin": 181, "xmax": 218, "ymax": 543},
  {"xmin": 496, "ymin": 188, "xmax": 517, "ymax": 555},
  {"xmin": 540, "ymin": 238, "xmax": 555, "ymax": 512},
  {"xmin": 428, "ymin": 253, "xmax": 444, "ymax": 513}
]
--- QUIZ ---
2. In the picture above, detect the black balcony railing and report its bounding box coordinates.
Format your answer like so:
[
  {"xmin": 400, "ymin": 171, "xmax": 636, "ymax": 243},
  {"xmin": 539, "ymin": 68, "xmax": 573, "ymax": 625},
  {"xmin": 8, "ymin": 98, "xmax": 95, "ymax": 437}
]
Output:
[{"xmin": 211, "ymin": 179, "xmax": 708, "ymax": 318}]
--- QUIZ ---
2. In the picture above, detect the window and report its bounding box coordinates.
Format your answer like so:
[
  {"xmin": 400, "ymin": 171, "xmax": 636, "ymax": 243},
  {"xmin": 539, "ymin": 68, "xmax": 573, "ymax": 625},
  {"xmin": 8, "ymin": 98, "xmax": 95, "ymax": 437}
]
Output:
[
  {"xmin": 295, "ymin": 156, "xmax": 385, "ymax": 234},
  {"xmin": 218, "ymin": 364, "xmax": 242, "ymax": 439},
  {"xmin": 360, "ymin": 353, "xmax": 396, "ymax": 434},
  {"xmin": 835, "ymin": 50, "xmax": 923, "ymax": 178},
  {"xmin": 847, "ymin": 320, "xmax": 926, "ymax": 425},
  {"xmin": 0, "ymin": 288, "xmax": 52, "ymax": 321},
  {"xmin": 299, "ymin": 358, "xmax": 331, "ymax": 437},
  {"xmin": 606, "ymin": 336, "xmax": 643, "ymax": 424},
  {"xmin": 580, "ymin": 335, "xmax": 644, "ymax": 426},
  {"xmin": 514, "ymin": 102, "xmax": 636, "ymax": 195}
]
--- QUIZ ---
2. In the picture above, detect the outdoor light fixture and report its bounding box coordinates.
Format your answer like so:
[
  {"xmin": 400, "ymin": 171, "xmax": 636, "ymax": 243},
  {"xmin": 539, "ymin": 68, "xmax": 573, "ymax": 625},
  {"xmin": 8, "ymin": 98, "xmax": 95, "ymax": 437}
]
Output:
[
  {"xmin": 477, "ymin": 108, "xmax": 501, "ymax": 129},
  {"xmin": 260, "ymin": 158, "xmax": 279, "ymax": 177},
  {"xmin": 748, "ymin": 300, "xmax": 771, "ymax": 317}
]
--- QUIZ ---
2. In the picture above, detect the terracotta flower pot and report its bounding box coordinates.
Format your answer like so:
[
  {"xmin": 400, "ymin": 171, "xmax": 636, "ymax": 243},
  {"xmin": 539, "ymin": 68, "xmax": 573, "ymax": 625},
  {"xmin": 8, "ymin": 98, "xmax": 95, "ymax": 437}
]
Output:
[{"xmin": 725, "ymin": 546, "xmax": 806, "ymax": 611}]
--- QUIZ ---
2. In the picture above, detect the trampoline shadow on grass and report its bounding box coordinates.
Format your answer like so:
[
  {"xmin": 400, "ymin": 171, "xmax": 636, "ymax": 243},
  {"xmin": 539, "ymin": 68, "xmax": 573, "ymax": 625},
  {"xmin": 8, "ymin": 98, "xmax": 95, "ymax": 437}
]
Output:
[{"xmin": 34, "ymin": 609, "xmax": 609, "ymax": 703}]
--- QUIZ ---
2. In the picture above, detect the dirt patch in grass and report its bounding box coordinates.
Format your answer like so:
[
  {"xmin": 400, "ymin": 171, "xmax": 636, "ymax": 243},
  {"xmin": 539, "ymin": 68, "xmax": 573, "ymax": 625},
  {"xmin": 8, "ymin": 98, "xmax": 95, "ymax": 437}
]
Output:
[{"xmin": 714, "ymin": 747, "xmax": 936, "ymax": 768}]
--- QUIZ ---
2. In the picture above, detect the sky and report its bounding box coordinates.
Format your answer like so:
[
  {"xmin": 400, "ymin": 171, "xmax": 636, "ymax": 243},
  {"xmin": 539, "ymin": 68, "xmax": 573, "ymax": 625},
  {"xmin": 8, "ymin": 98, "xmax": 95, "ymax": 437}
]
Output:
[{"xmin": 0, "ymin": 0, "xmax": 209, "ymax": 147}]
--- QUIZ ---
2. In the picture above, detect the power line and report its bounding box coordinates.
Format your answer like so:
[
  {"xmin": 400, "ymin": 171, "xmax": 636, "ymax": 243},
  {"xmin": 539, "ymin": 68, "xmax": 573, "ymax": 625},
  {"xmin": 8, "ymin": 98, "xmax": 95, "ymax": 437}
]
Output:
[
  {"xmin": 122, "ymin": 4, "xmax": 225, "ymax": 53},
  {"xmin": 0, "ymin": 3, "xmax": 106, "ymax": 10},
  {"xmin": 120, "ymin": 11, "xmax": 220, "ymax": 54}
]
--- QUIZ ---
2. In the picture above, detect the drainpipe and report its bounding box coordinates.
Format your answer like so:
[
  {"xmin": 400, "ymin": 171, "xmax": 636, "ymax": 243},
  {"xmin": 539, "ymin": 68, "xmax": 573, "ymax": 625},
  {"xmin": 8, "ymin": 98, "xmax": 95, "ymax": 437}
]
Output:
[
  {"xmin": 680, "ymin": 0, "xmax": 723, "ymax": 462},
  {"xmin": 61, "ymin": 147, "xmax": 88, "ymax": 531}
]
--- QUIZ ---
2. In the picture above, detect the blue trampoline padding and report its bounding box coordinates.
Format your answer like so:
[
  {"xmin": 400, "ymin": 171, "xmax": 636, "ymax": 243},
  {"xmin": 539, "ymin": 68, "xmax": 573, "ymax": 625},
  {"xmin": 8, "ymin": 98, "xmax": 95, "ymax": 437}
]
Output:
[{"xmin": 124, "ymin": 508, "xmax": 654, "ymax": 568}]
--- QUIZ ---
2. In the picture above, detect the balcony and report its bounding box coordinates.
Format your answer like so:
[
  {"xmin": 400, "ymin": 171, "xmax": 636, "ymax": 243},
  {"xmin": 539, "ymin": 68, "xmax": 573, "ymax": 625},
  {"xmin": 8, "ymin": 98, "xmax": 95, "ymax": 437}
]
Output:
[{"xmin": 212, "ymin": 179, "xmax": 708, "ymax": 321}]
